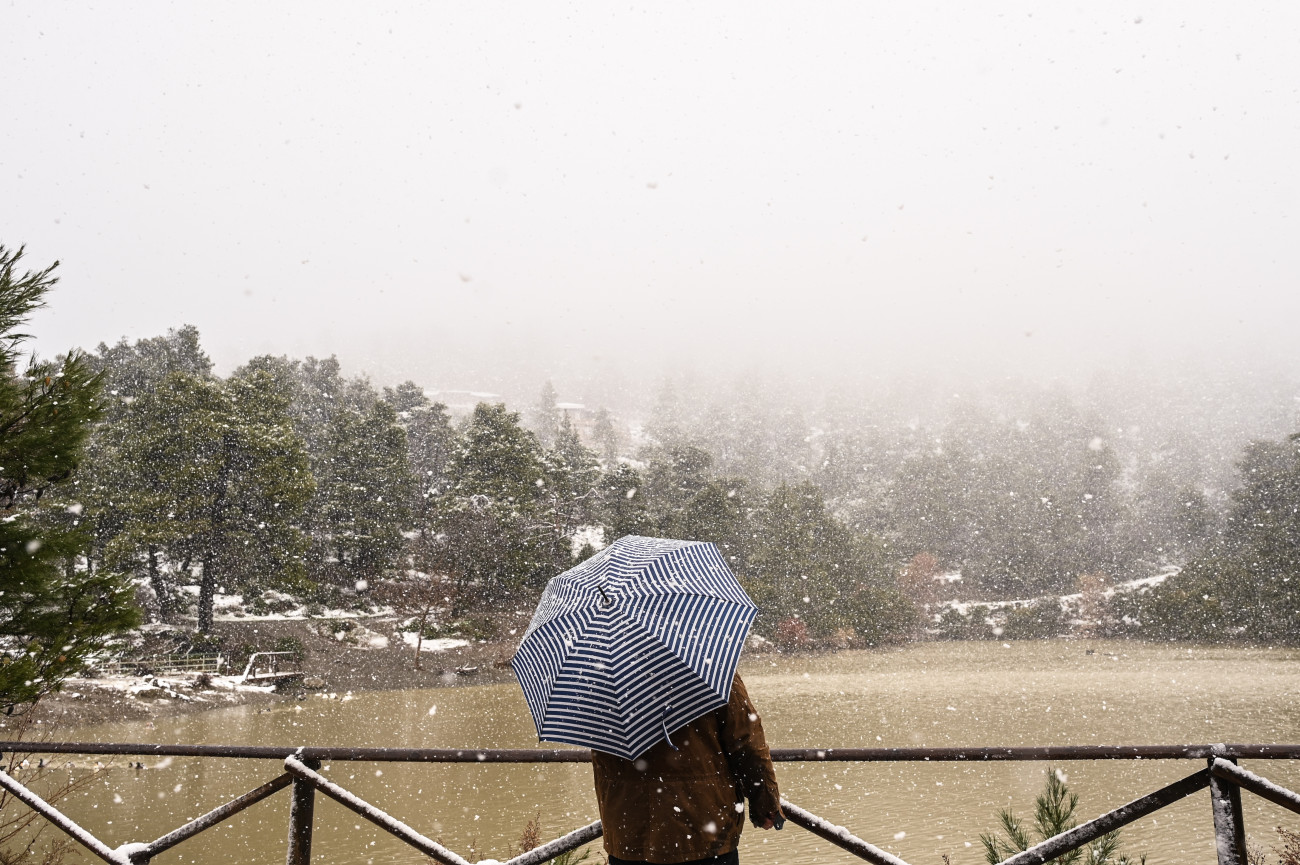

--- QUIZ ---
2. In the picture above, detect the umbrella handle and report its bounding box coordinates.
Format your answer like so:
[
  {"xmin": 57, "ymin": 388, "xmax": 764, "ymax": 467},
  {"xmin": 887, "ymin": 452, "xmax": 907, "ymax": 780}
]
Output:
[{"xmin": 662, "ymin": 707, "xmax": 679, "ymax": 750}]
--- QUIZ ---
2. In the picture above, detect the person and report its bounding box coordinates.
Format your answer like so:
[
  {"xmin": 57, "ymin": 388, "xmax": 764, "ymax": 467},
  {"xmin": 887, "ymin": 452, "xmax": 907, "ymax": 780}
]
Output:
[{"xmin": 590, "ymin": 672, "xmax": 782, "ymax": 865}]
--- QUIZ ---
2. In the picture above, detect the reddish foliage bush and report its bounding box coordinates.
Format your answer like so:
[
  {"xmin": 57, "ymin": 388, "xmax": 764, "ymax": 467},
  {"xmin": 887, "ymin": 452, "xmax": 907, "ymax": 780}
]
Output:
[{"xmin": 774, "ymin": 617, "xmax": 810, "ymax": 649}]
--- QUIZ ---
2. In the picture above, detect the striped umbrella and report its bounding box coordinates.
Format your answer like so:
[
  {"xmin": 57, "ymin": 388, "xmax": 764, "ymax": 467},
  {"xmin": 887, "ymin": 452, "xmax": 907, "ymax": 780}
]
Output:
[{"xmin": 512, "ymin": 535, "xmax": 757, "ymax": 760}]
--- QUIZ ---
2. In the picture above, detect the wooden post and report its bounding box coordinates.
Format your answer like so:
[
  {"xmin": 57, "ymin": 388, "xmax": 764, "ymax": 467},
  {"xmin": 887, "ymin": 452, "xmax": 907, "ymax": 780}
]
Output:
[
  {"xmin": 1209, "ymin": 749, "xmax": 1247, "ymax": 865},
  {"xmin": 286, "ymin": 757, "xmax": 321, "ymax": 865}
]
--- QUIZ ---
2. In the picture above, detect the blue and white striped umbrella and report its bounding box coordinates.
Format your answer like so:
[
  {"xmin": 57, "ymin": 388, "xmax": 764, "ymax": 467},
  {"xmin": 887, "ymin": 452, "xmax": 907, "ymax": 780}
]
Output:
[{"xmin": 512, "ymin": 535, "xmax": 757, "ymax": 760}]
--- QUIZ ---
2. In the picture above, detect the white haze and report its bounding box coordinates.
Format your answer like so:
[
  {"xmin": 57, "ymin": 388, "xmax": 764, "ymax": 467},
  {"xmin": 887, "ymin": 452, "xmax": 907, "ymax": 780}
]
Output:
[{"xmin": 4, "ymin": 1, "xmax": 1299, "ymax": 408}]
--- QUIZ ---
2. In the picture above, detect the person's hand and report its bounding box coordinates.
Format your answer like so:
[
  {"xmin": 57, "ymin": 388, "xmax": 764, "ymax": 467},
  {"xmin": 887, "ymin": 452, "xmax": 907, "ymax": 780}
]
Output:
[{"xmin": 759, "ymin": 807, "xmax": 785, "ymax": 830}]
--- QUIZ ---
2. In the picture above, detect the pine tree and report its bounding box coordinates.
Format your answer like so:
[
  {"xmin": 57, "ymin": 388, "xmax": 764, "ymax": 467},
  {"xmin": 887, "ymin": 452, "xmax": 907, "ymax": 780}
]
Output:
[
  {"xmin": 434, "ymin": 403, "xmax": 553, "ymax": 602},
  {"xmin": 96, "ymin": 369, "xmax": 314, "ymax": 631},
  {"xmin": 598, "ymin": 464, "xmax": 654, "ymax": 539},
  {"xmin": 591, "ymin": 407, "xmax": 620, "ymax": 464},
  {"xmin": 311, "ymin": 397, "xmax": 412, "ymax": 583},
  {"xmin": 81, "ymin": 326, "xmax": 219, "ymax": 609},
  {"xmin": 406, "ymin": 400, "xmax": 455, "ymax": 508},
  {"xmin": 747, "ymin": 482, "xmax": 913, "ymax": 643},
  {"xmin": 539, "ymin": 413, "xmax": 603, "ymax": 561},
  {"xmin": 981, "ymin": 768, "xmax": 1138, "ymax": 865},
  {"xmin": 1133, "ymin": 431, "xmax": 1300, "ymax": 642},
  {"xmin": 87, "ymin": 325, "xmax": 212, "ymax": 424},
  {"xmin": 0, "ymin": 246, "xmax": 138, "ymax": 710},
  {"xmin": 238, "ymin": 355, "xmax": 412, "ymax": 587},
  {"xmin": 530, "ymin": 381, "xmax": 560, "ymax": 448}
]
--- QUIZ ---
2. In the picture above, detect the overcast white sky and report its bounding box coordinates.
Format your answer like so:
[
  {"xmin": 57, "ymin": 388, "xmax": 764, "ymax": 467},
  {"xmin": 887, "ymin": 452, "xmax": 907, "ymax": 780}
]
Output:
[{"xmin": 4, "ymin": 1, "xmax": 1297, "ymax": 401}]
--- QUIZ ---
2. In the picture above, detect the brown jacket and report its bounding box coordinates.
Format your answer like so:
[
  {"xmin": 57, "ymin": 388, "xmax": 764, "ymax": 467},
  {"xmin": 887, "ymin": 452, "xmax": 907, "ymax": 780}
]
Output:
[{"xmin": 591, "ymin": 674, "xmax": 780, "ymax": 864}]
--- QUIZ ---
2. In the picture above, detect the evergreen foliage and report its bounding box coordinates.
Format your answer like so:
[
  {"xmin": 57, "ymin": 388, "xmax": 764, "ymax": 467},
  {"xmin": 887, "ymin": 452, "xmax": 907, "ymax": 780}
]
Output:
[
  {"xmin": 745, "ymin": 482, "xmax": 914, "ymax": 643},
  {"xmin": 540, "ymin": 413, "xmax": 603, "ymax": 550},
  {"xmin": 309, "ymin": 396, "xmax": 411, "ymax": 583},
  {"xmin": 599, "ymin": 464, "xmax": 654, "ymax": 539},
  {"xmin": 1128, "ymin": 430, "xmax": 1300, "ymax": 642},
  {"xmin": 432, "ymin": 403, "xmax": 557, "ymax": 601},
  {"xmin": 980, "ymin": 767, "xmax": 1142, "ymax": 865},
  {"xmin": 590, "ymin": 407, "xmax": 620, "ymax": 464},
  {"xmin": 37, "ymin": 313, "xmax": 1299, "ymax": 649},
  {"xmin": 90, "ymin": 368, "xmax": 314, "ymax": 631},
  {"xmin": 0, "ymin": 246, "xmax": 138, "ymax": 710},
  {"xmin": 530, "ymin": 380, "xmax": 560, "ymax": 448},
  {"xmin": 235, "ymin": 354, "xmax": 412, "ymax": 588}
]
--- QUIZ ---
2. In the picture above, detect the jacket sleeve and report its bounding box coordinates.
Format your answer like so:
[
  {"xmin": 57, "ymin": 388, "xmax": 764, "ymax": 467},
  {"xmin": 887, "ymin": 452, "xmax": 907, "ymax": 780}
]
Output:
[{"xmin": 721, "ymin": 673, "xmax": 782, "ymax": 826}]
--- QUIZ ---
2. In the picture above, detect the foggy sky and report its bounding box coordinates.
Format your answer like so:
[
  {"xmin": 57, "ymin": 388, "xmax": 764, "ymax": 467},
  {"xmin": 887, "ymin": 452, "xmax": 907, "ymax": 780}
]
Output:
[{"xmin": 4, "ymin": 2, "xmax": 1298, "ymax": 404}]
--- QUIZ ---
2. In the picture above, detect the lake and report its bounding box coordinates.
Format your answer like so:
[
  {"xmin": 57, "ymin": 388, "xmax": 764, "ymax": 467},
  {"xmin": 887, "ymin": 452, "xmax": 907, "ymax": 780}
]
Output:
[{"xmin": 38, "ymin": 640, "xmax": 1300, "ymax": 864}]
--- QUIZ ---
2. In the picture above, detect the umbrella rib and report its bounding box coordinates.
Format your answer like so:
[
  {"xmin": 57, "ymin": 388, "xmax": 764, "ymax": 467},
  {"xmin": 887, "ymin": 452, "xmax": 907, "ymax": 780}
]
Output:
[
  {"xmin": 611, "ymin": 611, "xmax": 715, "ymax": 692},
  {"xmin": 524, "ymin": 608, "xmax": 601, "ymax": 728},
  {"xmin": 611, "ymin": 611, "xmax": 732, "ymax": 756}
]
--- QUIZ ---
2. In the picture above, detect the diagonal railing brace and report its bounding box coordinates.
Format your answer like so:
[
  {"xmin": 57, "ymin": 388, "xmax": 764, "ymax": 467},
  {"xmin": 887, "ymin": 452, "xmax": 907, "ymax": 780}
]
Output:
[
  {"xmin": 283, "ymin": 755, "xmax": 604, "ymax": 865},
  {"xmin": 998, "ymin": 768, "xmax": 1211, "ymax": 865},
  {"xmin": 0, "ymin": 768, "xmax": 131, "ymax": 865},
  {"xmin": 780, "ymin": 798, "xmax": 913, "ymax": 865},
  {"xmin": 127, "ymin": 772, "xmax": 294, "ymax": 863},
  {"xmin": 1211, "ymin": 757, "xmax": 1300, "ymax": 816},
  {"xmin": 501, "ymin": 820, "xmax": 604, "ymax": 865},
  {"xmin": 285, "ymin": 755, "xmax": 474, "ymax": 865}
]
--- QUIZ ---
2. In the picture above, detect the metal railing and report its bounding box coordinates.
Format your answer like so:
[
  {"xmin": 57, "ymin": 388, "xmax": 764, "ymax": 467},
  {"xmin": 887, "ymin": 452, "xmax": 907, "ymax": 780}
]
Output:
[
  {"xmin": 89, "ymin": 654, "xmax": 226, "ymax": 677},
  {"xmin": 1, "ymin": 741, "xmax": 1297, "ymax": 865},
  {"xmin": 237, "ymin": 651, "xmax": 302, "ymax": 684}
]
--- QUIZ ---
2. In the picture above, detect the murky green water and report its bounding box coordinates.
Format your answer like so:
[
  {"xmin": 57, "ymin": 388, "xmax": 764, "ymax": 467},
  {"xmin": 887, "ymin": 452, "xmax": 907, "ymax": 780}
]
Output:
[{"xmin": 40, "ymin": 641, "xmax": 1300, "ymax": 864}]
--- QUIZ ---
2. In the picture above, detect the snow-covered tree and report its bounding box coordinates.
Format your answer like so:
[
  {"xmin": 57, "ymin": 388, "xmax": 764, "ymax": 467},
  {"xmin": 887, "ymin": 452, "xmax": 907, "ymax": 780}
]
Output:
[
  {"xmin": 96, "ymin": 369, "xmax": 314, "ymax": 631},
  {"xmin": 433, "ymin": 402, "xmax": 556, "ymax": 601},
  {"xmin": 0, "ymin": 245, "xmax": 137, "ymax": 710}
]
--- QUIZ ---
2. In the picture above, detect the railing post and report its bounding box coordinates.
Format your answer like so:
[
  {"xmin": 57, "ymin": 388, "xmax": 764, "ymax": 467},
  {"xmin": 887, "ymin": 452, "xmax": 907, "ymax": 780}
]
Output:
[
  {"xmin": 1209, "ymin": 746, "xmax": 1247, "ymax": 865},
  {"xmin": 286, "ymin": 756, "xmax": 321, "ymax": 865}
]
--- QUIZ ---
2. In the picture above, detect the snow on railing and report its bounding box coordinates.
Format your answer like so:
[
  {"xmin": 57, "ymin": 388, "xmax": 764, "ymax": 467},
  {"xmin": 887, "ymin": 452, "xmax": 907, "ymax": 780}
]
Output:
[
  {"xmin": 237, "ymin": 650, "xmax": 300, "ymax": 683},
  {"xmin": 91, "ymin": 653, "xmax": 225, "ymax": 677}
]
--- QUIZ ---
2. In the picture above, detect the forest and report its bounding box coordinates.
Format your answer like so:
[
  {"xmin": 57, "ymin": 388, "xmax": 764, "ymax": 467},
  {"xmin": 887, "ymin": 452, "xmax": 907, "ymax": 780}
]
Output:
[
  {"xmin": 52, "ymin": 322, "xmax": 1300, "ymax": 646},
  {"xmin": 6, "ymin": 244, "xmax": 1300, "ymax": 713}
]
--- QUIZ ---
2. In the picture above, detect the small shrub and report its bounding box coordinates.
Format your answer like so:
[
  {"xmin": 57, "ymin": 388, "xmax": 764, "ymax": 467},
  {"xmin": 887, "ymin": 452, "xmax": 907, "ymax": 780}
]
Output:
[
  {"xmin": 773, "ymin": 617, "xmax": 810, "ymax": 649},
  {"xmin": 981, "ymin": 767, "xmax": 1144, "ymax": 865},
  {"xmin": 831, "ymin": 627, "xmax": 856, "ymax": 649},
  {"xmin": 461, "ymin": 615, "xmax": 498, "ymax": 641},
  {"xmin": 229, "ymin": 642, "xmax": 259, "ymax": 670},
  {"xmin": 934, "ymin": 606, "xmax": 991, "ymax": 640},
  {"xmin": 249, "ymin": 591, "xmax": 299, "ymax": 615},
  {"xmin": 0, "ymin": 838, "xmax": 74, "ymax": 865},
  {"xmin": 179, "ymin": 632, "xmax": 223, "ymax": 655},
  {"xmin": 425, "ymin": 616, "xmax": 498, "ymax": 641},
  {"xmin": 515, "ymin": 813, "xmax": 541, "ymax": 854},
  {"xmin": 549, "ymin": 849, "xmax": 593, "ymax": 865},
  {"xmin": 273, "ymin": 637, "xmax": 305, "ymax": 663},
  {"xmin": 305, "ymin": 581, "xmax": 346, "ymax": 609},
  {"xmin": 1277, "ymin": 825, "xmax": 1300, "ymax": 865},
  {"xmin": 1001, "ymin": 600, "xmax": 1066, "ymax": 640}
]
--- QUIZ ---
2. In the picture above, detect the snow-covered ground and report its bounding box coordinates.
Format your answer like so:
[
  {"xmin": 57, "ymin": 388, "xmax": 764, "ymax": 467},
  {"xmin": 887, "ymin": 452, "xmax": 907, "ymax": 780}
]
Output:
[
  {"xmin": 73, "ymin": 672, "xmax": 277, "ymax": 703},
  {"xmin": 400, "ymin": 633, "xmax": 471, "ymax": 652},
  {"xmin": 172, "ymin": 586, "xmax": 392, "ymax": 623},
  {"xmin": 934, "ymin": 564, "xmax": 1181, "ymax": 620}
]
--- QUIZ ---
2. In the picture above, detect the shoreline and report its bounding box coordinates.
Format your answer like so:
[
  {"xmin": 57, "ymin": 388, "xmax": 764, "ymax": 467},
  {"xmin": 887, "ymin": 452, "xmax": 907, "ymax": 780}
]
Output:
[
  {"xmin": 24, "ymin": 618, "xmax": 1293, "ymax": 733},
  {"xmin": 27, "ymin": 616, "xmax": 525, "ymax": 731}
]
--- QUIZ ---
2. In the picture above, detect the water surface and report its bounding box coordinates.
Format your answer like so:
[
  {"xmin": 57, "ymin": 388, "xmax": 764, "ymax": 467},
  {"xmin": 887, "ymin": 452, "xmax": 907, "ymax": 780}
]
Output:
[{"xmin": 46, "ymin": 641, "xmax": 1300, "ymax": 864}]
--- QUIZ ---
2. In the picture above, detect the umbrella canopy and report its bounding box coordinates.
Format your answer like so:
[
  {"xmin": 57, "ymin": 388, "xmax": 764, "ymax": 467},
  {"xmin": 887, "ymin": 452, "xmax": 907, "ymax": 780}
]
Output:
[{"xmin": 512, "ymin": 535, "xmax": 757, "ymax": 760}]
